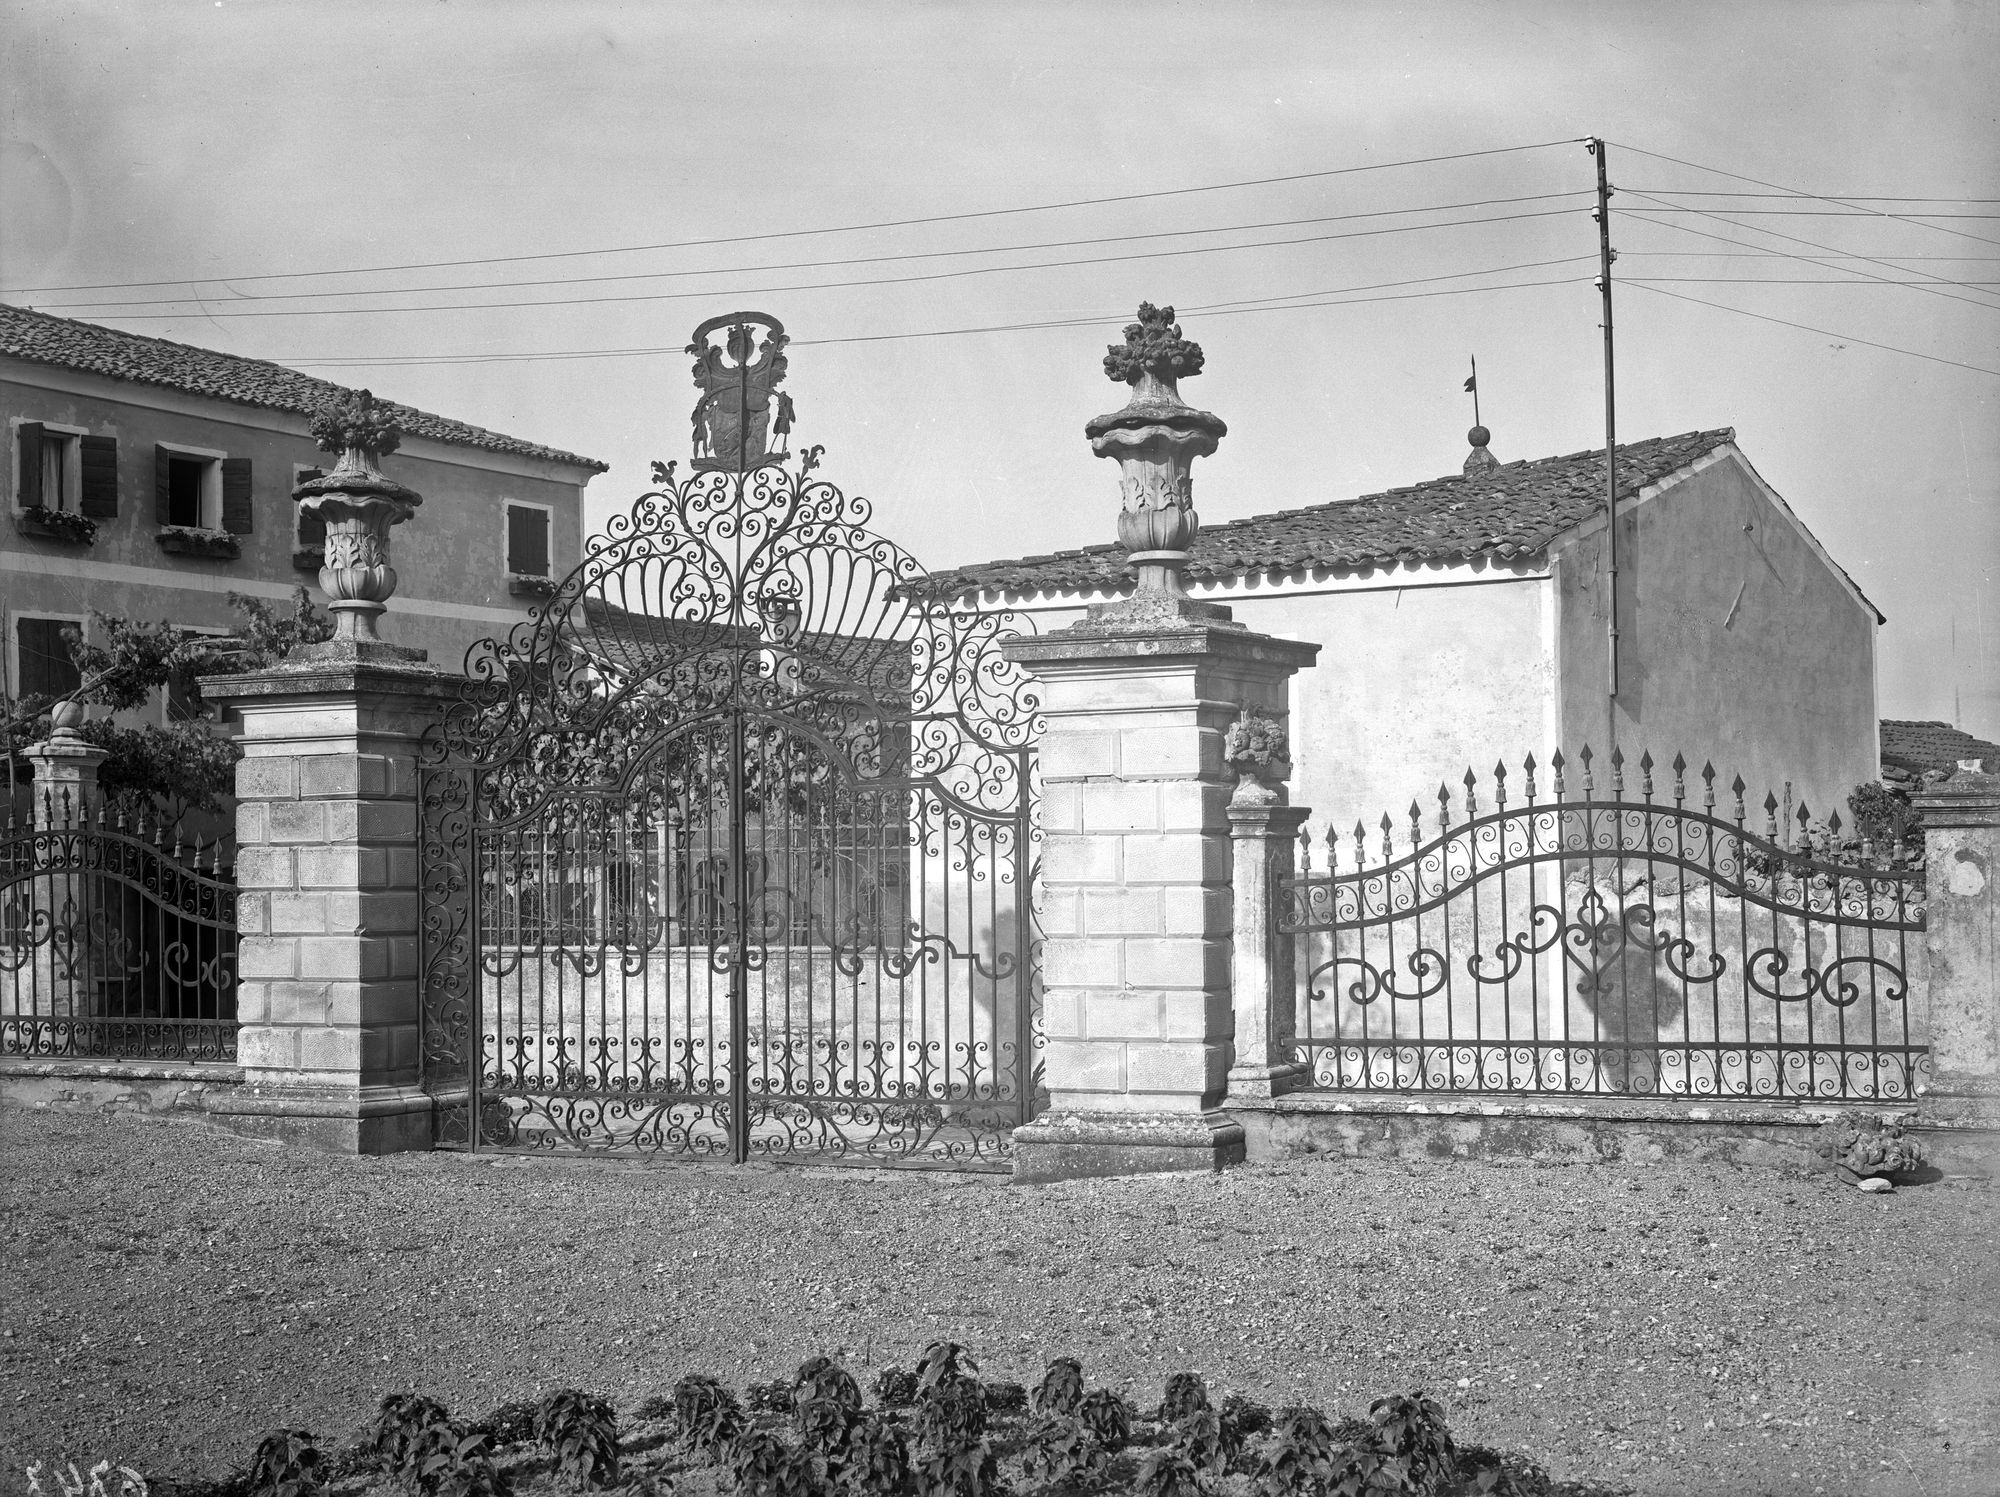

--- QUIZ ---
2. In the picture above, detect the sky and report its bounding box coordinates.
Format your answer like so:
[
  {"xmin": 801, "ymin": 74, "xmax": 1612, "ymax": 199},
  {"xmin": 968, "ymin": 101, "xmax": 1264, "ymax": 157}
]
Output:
[{"xmin": 3, "ymin": 0, "xmax": 1996, "ymax": 739}]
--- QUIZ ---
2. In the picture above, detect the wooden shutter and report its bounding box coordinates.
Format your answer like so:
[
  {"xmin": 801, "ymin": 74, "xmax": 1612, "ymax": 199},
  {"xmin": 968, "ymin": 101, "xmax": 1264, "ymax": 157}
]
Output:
[
  {"xmin": 220, "ymin": 457, "xmax": 253, "ymax": 534},
  {"xmin": 154, "ymin": 445, "xmax": 172, "ymax": 524},
  {"xmin": 507, "ymin": 504, "xmax": 549, "ymax": 576},
  {"xmin": 79, "ymin": 436, "xmax": 118, "ymax": 518},
  {"xmin": 16, "ymin": 423, "xmax": 44, "ymax": 509},
  {"xmin": 17, "ymin": 618, "xmax": 81, "ymax": 701},
  {"xmin": 295, "ymin": 467, "xmax": 326, "ymax": 549}
]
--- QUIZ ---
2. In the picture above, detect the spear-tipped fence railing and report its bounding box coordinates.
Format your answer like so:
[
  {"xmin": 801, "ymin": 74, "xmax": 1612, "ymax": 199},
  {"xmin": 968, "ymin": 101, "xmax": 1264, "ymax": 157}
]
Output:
[
  {"xmin": 1, "ymin": 789, "xmax": 239, "ymax": 1061},
  {"xmin": 1277, "ymin": 746, "xmax": 1927, "ymax": 1101}
]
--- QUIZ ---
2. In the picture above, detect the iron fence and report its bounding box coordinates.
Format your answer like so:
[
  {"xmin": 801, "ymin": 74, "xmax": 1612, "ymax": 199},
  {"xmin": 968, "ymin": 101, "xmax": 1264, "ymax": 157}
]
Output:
[
  {"xmin": 1, "ymin": 793, "xmax": 239, "ymax": 1061},
  {"xmin": 1278, "ymin": 747, "xmax": 1927, "ymax": 1101}
]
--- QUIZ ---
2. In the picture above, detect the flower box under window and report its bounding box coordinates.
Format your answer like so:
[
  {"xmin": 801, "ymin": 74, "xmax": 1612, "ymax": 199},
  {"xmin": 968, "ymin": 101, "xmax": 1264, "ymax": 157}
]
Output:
[
  {"xmin": 155, "ymin": 525, "xmax": 241, "ymax": 561},
  {"xmin": 14, "ymin": 508, "xmax": 97, "ymax": 545},
  {"xmin": 508, "ymin": 573, "xmax": 556, "ymax": 598}
]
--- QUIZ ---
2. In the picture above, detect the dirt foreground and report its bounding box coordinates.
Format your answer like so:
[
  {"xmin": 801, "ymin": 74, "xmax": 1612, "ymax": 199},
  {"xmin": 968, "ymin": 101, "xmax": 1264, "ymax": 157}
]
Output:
[{"xmin": 1, "ymin": 1108, "xmax": 1995, "ymax": 1496}]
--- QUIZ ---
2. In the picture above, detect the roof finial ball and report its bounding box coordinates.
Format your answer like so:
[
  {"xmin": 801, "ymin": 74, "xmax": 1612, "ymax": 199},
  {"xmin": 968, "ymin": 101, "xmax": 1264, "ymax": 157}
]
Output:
[
  {"xmin": 1464, "ymin": 423, "xmax": 1499, "ymax": 474},
  {"xmin": 1085, "ymin": 303, "xmax": 1228, "ymax": 604}
]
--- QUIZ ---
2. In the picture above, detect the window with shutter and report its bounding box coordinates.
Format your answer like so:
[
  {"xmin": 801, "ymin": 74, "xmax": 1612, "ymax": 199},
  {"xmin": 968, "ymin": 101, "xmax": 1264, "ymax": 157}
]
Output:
[
  {"xmin": 15, "ymin": 618, "xmax": 82, "ymax": 701},
  {"xmin": 16, "ymin": 423, "xmax": 45, "ymax": 508},
  {"xmin": 507, "ymin": 503, "xmax": 551, "ymax": 577},
  {"xmin": 220, "ymin": 457, "xmax": 253, "ymax": 534},
  {"xmin": 79, "ymin": 436, "xmax": 119, "ymax": 518}
]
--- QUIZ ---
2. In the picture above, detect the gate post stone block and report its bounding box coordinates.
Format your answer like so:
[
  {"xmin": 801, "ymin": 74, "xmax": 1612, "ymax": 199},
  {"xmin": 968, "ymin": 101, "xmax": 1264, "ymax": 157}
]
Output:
[
  {"xmin": 203, "ymin": 658, "xmax": 459, "ymax": 1153},
  {"xmin": 1002, "ymin": 621, "xmax": 1317, "ymax": 1182},
  {"xmin": 1913, "ymin": 767, "xmax": 2000, "ymax": 1166}
]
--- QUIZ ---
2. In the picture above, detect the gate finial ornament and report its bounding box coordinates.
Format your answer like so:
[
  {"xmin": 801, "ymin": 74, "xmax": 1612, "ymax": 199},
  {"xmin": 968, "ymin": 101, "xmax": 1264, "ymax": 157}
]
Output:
[
  {"xmin": 1086, "ymin": 302, "xmax": 1229, "ymax": 613},
  {"xmin": 688, "ymin": 312, "xmax": 792, "ymax": 473},
  {"xmin": 294, "ymin": 389, "xmax": 426, "ymax": 661}
]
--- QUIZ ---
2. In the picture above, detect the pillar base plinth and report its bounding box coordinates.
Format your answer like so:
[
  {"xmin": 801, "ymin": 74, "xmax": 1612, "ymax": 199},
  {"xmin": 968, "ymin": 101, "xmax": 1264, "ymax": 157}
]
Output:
[
  {"xmin": 1223, "ymin": 1061, "xmax": 1311, "ymax": 1102},
  {"xmin": 1010, "ymin": 1110, "xmax": 1245, "ymax": 1184},
  {"xmin": 202, "ymin": 1081, "xmax": 437, "ymax": 1155}
]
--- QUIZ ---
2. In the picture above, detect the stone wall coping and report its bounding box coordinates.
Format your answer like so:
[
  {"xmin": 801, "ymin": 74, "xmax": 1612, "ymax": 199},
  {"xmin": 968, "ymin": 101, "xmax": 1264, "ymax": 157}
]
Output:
[
  {"xmin": 1001, "ymin": 622, "xmax": 1319, "ymax": 671},
  {"xmin": 1239, "ymin": 1089, "xmax": 1934, "ymax": 1129},
  {"xmin": 1912, "ymin": 767, "xmax": 2000, "ymax": 828},
  {"xmin": 202, "ymin": 658, "xmax": 467, "ymax": 706},
  {"xmin": 0, "ymin": 1057, "xmax": 243, "ymax": 1084}
]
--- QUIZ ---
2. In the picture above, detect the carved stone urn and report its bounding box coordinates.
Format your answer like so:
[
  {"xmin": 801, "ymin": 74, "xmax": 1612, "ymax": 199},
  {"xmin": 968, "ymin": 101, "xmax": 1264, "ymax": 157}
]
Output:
[
  {"xmin": 1223, "ymin": 704, "xmax": 1292, "ymax": 808},
  {"xmin": 294, "ymin": 389, "xmax": 423, "ymax": 653},
  {"xmin": 1086, "ymin": 303, "xmax": 1228, "ymax": 599}
]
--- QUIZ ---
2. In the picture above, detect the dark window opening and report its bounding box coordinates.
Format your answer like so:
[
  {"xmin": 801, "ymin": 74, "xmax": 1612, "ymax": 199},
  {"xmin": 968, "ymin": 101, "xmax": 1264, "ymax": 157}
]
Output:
[
  {"xmin": 167, "ymin": 458, "xmax": 206, "ymax": 527},
  {"xmin": 508, "ymin": 504, "xmax": 550, "ymax": 577},
  {"xmin": 17, "ymin": 618, "xmax": 82, "ymax": 702}
]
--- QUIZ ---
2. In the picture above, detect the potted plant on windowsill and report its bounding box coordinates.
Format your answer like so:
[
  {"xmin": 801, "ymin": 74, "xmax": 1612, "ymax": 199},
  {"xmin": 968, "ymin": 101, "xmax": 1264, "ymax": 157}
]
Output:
[
  {"xmin": 14, "ymin": 508, "xmax": 97, "ymax": 545},
  {"xmin": 508, "ymin": 573, "xmax": 556, "ymax": 598},
  {"xmin": 155, "ymin": 525, "xmax": 241, "ymax": 560},
  {"xmin": 292, "ymin": 546, "xmax": 325, "ymax": 572}
]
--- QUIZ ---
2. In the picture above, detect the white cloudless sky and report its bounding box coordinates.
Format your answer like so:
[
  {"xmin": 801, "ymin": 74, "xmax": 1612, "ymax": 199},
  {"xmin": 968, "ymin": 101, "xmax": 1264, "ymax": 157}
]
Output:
[{"xmin": 3, "ymin": 0, "xmax": 1996, "ymax": 738}]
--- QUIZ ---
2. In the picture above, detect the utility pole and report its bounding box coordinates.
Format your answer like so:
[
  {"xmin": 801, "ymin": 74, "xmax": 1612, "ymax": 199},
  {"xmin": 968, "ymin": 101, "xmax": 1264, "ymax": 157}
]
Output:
[{"xmin": 1588, "ymin": 138, "xmax": 1621, "ymax": 744}]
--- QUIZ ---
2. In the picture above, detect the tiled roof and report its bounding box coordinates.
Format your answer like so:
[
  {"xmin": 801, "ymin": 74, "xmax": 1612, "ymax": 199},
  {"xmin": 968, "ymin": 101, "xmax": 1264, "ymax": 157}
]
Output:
[
  {"xmin": 0, "ymin": 303, "xmax": 607, "ymax": 472},
  {"xmin": 1880, "ymin": 719, "xmax": 2000, "ymax": 777},
  {"xmin": 925, "ymin": 428, "xmax": 1737, "ymax": 598}
]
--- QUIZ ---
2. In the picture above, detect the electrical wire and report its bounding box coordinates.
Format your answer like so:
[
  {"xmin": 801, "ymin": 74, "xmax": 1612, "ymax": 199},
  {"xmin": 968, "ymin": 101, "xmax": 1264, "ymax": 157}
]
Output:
[
  {"xmin": 2, "ymin": 139, "xmax": 1581, "ymax": 297},
  {"xmin": 1625, "ymin": 282, "xmax": 2000, "ymax": 377},
  {"xmin": 1615, "ymin": 196, "xmax": 2000, "ymax": 311},
  {"xmin": 54, "ymin": 209, "xmax": 1590, "ymax": 322},
  {"xmin": 277, "ymin": 274, "xmax": 1591, "ymax": 369},
  {"xmin": 28, "ymin": 193, "xmax": 1595, "ymax": 313},
  {"xmin": 1609, "ymin": 142, "xmax": 2000, "ymax": 249}
]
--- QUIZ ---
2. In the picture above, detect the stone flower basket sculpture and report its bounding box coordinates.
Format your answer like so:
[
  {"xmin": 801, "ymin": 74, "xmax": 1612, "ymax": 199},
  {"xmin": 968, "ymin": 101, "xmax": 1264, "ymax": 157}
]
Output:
[
  {"xmin": 1086, "ymin": 302, "xmax": 1228, "ymax": 602},
  {"xmin": 1223, "ymin": 706, "xmax": 1291, "ymax": 809},
  {"xmin": 293, "ymin": 390, "xmax": 425, "ymax": 662},
  {"xmin": 1811, "ymin": 1113, "xmax": 1928, "ymax": 1189}
]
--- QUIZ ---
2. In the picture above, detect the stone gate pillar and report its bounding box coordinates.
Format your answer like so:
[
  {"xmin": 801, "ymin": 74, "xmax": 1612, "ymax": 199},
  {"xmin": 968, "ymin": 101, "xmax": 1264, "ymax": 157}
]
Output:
[
  {"xmin": 200, "ymin": 390, "xmax": 456, "ymax": 1153},
  {"xmin": 1913, "ymin": 766, "xmax": 1999, "ymax": 1167},
  {"xmin": 23, "ymin": 703, "xmax": 109, "ymax": 1027},
  {"xmin": 1002, "ymin": 304, "xmax": 1318, "ymax": 1182}
]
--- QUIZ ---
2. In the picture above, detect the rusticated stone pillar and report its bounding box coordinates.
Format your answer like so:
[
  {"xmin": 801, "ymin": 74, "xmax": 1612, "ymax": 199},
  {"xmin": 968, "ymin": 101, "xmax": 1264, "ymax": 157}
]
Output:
[
  {"xmin": 1913, "ymin": 767, "xmax": 2000, "ymax": 1168},
  {"xmin": 1002, "ymin": 303, "xmax": 1319, "ymax": 1181}
]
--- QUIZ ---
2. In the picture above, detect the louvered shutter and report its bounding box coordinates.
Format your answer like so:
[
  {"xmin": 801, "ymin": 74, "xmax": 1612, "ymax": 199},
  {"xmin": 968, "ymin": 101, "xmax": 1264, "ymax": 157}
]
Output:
[
  {"xmin": 79, "ymin": 436, "xmax": 118, "ymax": 518},
  {"xmin": 220, "ymin": 458, "xmax": 253, "ymax": 534},
  {"xmin": 16, "ymin": 423, "xmax": 44, "ymax": 508},
  {"xmin": 508, "ymin": 505, "xmax": 550, "ymax": 576},
  {"xmin": 154, "ymin": 445, "xmax": 172, "ymax": 524},
  {"xmin": 295, "ymin": 468, "xmax": 326, "ymax": 549},
  {"xmin": 17, "ymin": 619, "xmax": 81, "ymax": 700}
]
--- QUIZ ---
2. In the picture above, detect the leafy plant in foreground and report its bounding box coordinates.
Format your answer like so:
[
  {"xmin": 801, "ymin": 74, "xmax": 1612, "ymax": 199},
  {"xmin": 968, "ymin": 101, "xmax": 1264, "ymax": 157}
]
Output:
[
  {"xmin": 1132, "ymin": 1447, "xmax": 1205, "ymax": 1497},
  {"xmin": 984, "ymin": 1381, "xmax": 1028, "ymax": 1415},
  {"xmin": 728, "ymin": 1431, "xmax": 817, "ymax": 1497},
  {"xmin": 842, "ymin": 1414, "xmax": 915, "ymax": 1497},
  {"xmin": 915, "ymin": 1342, "xmax": 977, "ymax": 1395},
  {"xmin": 406, "ymin": 1425, "xmax": 508, "ymax": 1497},
  {"xmin": 747, "ymin": 1383, "xmax": 797, "ymax": 1415},
  {"xmin": 874, "ymin": 1367, "xmax": 920, "ymax": 1408},
  {"xmin": 1219, "ymin": 1395, "xmax": 1272, "ymax": 1445},
  {"xmin": 1159, "ymin": 1374, "xmax": 1210, "ymax": 1426},
  {"xmin": 371, "ymin": 1396, "xmax": 454, "ymax": 1483},
  {"xmin": 534, "ymin": 1390, "xmax": 620, "ymax": 1490},
  {"xmin": 1076, "ymin": 1390, "xmax": 1132, "ymax": 1455},
  {"xmin": 469, "ymin": 1401, "xmax": 538, "ymax": 1449},
  {"xmin": 247, "ymin": 1432, "xmax": 322, "ymax": 1497},
  {"xmin": 1034, "ymin": 1359, "xmax": 1086, "ymax": 1418},
  {"xmin": 795, "ymin": 1356, "xmax": 864, "ymax": 1413},
  {"xmin": 1255, "ymin": 1408, "xmax": 1340, "ymax": 1497},
  {"xmin": 1363, "ymin": 1392, "xmax": 1454, "ymax": 1495},
  {"xmin": 1020, "ymin": 1414, "xmax": 1106, "ymax": 1489},
  {"xmin": 675, "ymin": 1374, "xmax": 747, "ymax": 1457}
]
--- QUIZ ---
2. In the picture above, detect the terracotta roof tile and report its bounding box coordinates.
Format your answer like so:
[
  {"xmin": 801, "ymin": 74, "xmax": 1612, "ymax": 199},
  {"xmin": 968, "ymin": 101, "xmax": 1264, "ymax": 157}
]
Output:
[
  {"xmin": 1880, "ymin": 719, "xmax": 2000, "ymax": 777},
  {"xmin": 0, "ymin": 303, "xmax": 607, "ymax": 472},
  {"xmin": 926, "ymin": 428, "xmax": 1736, "ymax": 598}
]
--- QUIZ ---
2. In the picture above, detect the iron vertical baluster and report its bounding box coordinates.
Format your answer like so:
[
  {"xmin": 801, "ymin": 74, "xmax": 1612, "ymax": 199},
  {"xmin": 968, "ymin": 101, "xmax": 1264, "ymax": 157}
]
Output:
[{"xmin": 728, "ymin": 702, "xmax": 750, "ymax": 1164}]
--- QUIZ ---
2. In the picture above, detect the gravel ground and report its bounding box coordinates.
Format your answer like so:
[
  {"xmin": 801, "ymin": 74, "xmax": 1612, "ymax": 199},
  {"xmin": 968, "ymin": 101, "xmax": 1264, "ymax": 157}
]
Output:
[{"xmin": 1, "ymin": 1109, "xmax": 1995, "ymax": 1497}]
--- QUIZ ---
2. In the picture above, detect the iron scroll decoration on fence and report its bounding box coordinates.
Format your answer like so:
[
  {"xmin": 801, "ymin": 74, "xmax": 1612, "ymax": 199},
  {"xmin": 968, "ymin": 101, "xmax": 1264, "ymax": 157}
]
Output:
[{"xmin": 416, "ymin": 313, "xmax": 1045, "ymax": 1166}]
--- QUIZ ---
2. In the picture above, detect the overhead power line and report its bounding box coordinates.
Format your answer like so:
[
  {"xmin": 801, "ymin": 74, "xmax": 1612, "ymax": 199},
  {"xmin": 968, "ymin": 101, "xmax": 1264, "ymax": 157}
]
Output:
[
  {"xmin": 47, "ymin": 208, "xmax": 1588, "ymax": 322},
  {"xmin": 1625, "ymin": 282, "xmax": 2000, "ymax": 377},
  {"xmin": 1609, "ymin": 142, "xmax": 2000, "ymax": 249},
  {"xmin": 29, "ymin": 192, "xmax": 1592, "ymax": 313},
  {"xmin": 1, "ymin": 138, "xmax": 1580, "ymax": 298},
  {"xmin": 277, "ymin": 273, "xmax": 1591, "ymax": 369}
]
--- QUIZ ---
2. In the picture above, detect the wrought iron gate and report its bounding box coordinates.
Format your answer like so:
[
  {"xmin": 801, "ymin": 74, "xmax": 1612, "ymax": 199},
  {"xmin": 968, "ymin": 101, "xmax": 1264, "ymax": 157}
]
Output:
[{"xmin": 417, "ymin": 344, "xmax": 1040, "ymax": 1166}]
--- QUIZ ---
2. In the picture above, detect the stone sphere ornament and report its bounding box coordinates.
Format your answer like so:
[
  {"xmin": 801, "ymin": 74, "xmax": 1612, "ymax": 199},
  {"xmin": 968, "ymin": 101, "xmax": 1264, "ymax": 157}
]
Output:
[{"xmin": 1085, "ymin": 303, "xmax": 1228, "ymax": 599}]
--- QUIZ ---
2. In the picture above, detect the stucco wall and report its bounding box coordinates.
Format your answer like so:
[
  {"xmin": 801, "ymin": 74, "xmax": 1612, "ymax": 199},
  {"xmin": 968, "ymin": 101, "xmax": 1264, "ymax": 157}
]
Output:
[
  {"xmin": 985, "ymin": 569, "xmax": 1554, "ymax": 835},
  {"xmin": 1554, "ymin": 450, "xmax": 1879, "ymax": 822},
  {"xmin": 2, "ymin": 366, "xmax": 593, "ymax": 682}
]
